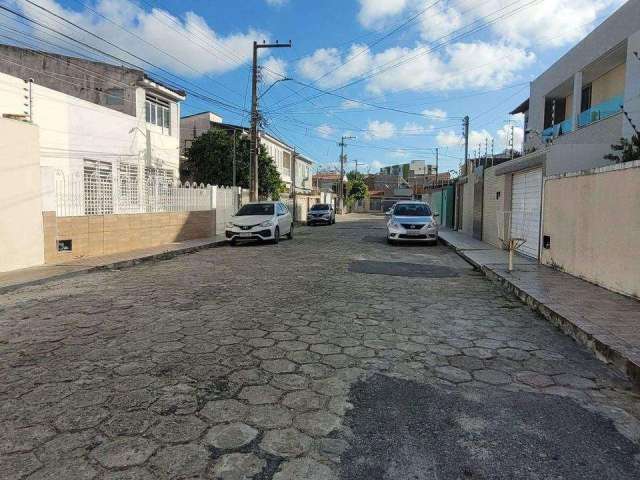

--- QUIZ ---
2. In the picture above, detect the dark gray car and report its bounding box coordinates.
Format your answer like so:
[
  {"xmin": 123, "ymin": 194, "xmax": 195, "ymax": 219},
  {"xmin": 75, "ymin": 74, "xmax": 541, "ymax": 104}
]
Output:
[{"xmin": 307, "ymin": 203, "xmax": 335, "ymax": 225}]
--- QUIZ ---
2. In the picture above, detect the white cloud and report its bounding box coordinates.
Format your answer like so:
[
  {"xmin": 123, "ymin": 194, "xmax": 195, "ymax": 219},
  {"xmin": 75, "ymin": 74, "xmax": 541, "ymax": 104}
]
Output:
[
  {"xmin": 421, "ymin": 108, "xmax": 447, "ymax": 121},
  {"xmin": 297, "ymin": 44, "xmax": 373, "ymax": 88},
  {"xmin": 362, "ymin": 0, "xmax": 622, "ymax": 49},
  {"xmin": 316, "ymin": 124, "xmax": 335, "ymax": 138},
  {"xmin": 436, "ymin": 130, "xmax": 463, "ymax": 148},
  {"xmin": 364, "ymin": 120, "xmax": 396, "ymax": 140},
  {"xmin": 266, "ymin": 0, "xmax": 288, "ymax": 6},
  {"xmin": 262, "ymin": 56, "xmax": 287, "ymax": 82},
  {"xmin": 370, "ymin": 160, "xmax": 385, "ymax": 170},
  {"xmin": 497, "ymin": 123, "xmax": 524, "ymax": 152},
  {"xmin": 357, "ymin": 0, "xmax": 409, "ymax": 28},
  {"xmin": 297, "ymin": 40, "xmax": 534, "ymax": 93},
  {"xmin": 14, "ymin": 0, "xmax": 265, "ymax": 77}
]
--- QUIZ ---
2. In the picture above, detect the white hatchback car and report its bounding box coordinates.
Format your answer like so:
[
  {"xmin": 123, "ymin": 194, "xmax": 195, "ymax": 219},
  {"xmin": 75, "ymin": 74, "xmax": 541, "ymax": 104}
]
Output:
[
  {"xmin": 386, "ymin": 201, "xmax": 439, "ymax": 245},
  {"xmin": 226, "ymin": 201, "xmax": 293, "ymax": 245}
]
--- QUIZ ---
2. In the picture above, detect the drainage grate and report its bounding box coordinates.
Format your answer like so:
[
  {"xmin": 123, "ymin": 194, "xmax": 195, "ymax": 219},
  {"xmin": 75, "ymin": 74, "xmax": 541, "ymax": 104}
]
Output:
[{"xmin": 348, "ymin": 260, "xmax": 459, "ymax": 278}]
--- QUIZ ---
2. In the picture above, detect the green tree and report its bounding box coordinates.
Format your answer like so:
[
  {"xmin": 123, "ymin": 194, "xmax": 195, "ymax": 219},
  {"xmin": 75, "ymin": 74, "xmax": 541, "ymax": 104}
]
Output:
[
  {"xmin": 185, "ymin": 128, "xmax": 284, "ymax": 199},
  {"xmin": 346, "ymin": 170, "xmax": 365, "ymax": 182},
  {"xmin": 347, "ymin": 178, "xmax": 368, "ymax": 201},
  {"xmin": 604, "ymin": 135, "xmax": 640, "ymax": 163}
]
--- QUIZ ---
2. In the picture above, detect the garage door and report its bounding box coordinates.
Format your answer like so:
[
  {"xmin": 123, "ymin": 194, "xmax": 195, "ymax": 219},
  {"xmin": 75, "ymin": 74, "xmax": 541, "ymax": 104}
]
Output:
[{"xmin": 511, "ymin": 169, "xmax": 542, "ymax": 258}]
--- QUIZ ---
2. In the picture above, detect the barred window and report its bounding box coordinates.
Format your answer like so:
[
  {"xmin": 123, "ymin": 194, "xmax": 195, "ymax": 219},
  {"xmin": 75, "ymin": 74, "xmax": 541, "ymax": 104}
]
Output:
[
  {"xmin": 118, "ymin": 162, "xmax": 139, "ymax": 211},
  {"xmin": 83, "ymin": 159, "xmax": 113, "ymax": 215}
]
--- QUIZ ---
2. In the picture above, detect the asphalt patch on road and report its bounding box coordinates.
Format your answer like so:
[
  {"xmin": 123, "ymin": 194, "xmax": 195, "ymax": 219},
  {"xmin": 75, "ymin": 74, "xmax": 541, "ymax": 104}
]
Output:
[
  {"xmin": 348, "ymin": 260, "xmax": 460, "ymax": 278},
  {"xmin": 340, "ymin": 374, "xmax": 640, "ymax": 480}
]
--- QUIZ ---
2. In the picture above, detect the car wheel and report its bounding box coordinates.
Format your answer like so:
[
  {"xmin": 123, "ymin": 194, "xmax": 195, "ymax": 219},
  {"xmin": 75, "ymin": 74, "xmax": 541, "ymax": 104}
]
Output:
[
  {"xmin": 229, "ymin": 238, "xmax": 237, "ymax": 246},
  {"xmin": 287, "ymin": 224, "xmax": 293, "ymax": 239},
  {"xmin": 387, "ymin": 237, "xmax": 395, "ymax": 245},
  {"xmin": 273, "ymin": 227, "xmax": 280, "ymax": 244}
]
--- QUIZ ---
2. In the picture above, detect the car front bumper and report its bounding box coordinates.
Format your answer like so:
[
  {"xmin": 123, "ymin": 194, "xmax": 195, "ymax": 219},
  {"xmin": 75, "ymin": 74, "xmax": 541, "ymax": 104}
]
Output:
[
  {"xmin": 307, "ymin": 215, "xmax": 332, "ymax": 224},
  {"xmin": 225, "ymin": 226, "xmax": 275, "ymax": 241},
  {"xmin": 387, "ymin": 227, "xmax": 438, "ymax": 242}
]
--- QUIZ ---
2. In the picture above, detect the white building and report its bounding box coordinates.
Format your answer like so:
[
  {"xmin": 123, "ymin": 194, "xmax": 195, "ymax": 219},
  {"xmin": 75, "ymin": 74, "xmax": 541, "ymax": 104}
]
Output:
[
  {"xmin": 0, "ymin": 45, "xmax": 185, "ymax": 215},
  {"xmin": 493, "ymin": 0, "xmax": 640, "ymax": 259},
  {"xmin": 180, "ymin": 112, "xmax": 314, "ymax": 193}
]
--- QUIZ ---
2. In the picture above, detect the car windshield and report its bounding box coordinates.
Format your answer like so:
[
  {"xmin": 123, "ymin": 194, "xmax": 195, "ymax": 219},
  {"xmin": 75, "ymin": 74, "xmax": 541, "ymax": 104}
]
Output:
[
  {"xmin": 311, "ymin": 204, "xmax": 330, "ymax": 211},
  {"xmin": 236, "ymin": 203, "xmax": 274, "ymax": 216},
  {"xmin": 394, "ymin": 204, "xmax": 431, "ymax": 217}
]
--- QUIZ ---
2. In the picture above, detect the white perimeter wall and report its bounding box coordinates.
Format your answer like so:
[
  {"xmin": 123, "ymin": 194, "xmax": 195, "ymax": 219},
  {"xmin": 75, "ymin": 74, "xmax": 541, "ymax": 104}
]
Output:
[{"xmin": 0, "ymin": 119, "xmax": 44, "ymax": 271}]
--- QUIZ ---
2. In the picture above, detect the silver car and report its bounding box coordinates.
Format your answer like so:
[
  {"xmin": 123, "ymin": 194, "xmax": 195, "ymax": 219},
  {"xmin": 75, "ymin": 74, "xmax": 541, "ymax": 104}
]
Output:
[
  {"xmin": 307, "ymin": 203, "xmax": 335, "ymax": 225},
  {"xmin": 386, "ymin": 201, "xmax": 439, "ymax": 245}
]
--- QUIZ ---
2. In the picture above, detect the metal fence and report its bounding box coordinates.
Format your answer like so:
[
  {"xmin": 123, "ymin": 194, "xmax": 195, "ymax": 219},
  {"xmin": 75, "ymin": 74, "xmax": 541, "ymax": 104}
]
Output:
[{"xmin": 54, "ymin": 169, "xmax": 239, "ymax": 218}]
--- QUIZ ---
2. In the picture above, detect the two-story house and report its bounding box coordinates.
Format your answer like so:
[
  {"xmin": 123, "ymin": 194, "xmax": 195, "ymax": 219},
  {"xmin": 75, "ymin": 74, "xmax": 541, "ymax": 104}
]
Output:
[
  {"xmin": 0, "ymin": 44, "xmax": 185, "ymax": 215},
  {"xmin": 494, "ymin": 0, "xmax": 640, "ymax": 259},
  {"xmin": 180, "ymin": 111, "xmax": 314, "ymax": 193}
]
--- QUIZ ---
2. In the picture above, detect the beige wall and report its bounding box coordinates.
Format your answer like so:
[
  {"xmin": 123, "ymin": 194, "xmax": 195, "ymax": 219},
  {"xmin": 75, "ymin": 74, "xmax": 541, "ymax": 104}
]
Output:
[
  {"xmin": 482, "ymin": 167, "xmax": 506, "ymax": 248},
  {"xmin": 591, "ymin": 63, "xmax": 626, "ymax": 104},
  {"xmin": 44, "ymin": 210, "xmax": 215, "ymax": 263},
  {"xmin": 0, "ymin": 119, "xmax": 45, "ymax": 272},
  {"xmin": 461, "ymin": 174, "xmax": 475, "ymax": 235},
  {"xmin": 541, "ymin": 161, "xmax": 640, "ymax": 298}
]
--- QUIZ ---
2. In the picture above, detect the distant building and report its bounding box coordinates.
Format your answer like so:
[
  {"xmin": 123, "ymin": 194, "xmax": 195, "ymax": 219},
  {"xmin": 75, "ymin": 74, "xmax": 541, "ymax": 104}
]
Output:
[
  {"xmin": 312, "ymin": 171, "xmax": 346, "ymax": 194},
  {"xmin": 180, "ymin": 112, "xmax": 313, "ymax": 192},
  {"xmin": 379, "ymin": 160, "xmax": 436, "ymax": 179}
]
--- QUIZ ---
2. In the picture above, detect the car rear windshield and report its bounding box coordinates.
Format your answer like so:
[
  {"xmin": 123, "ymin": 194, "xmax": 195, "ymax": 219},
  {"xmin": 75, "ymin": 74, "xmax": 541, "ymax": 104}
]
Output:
[
  {"xmin": 394, "ymin": 204, "xmax": 431, "ymax": 216},
  {"xmin": 236, "ymin": 203, "xmax": 274, "ymax": 216},
  {"xmin": 311, "ymin": 204, "xmax": 330, "ymax": 211}
]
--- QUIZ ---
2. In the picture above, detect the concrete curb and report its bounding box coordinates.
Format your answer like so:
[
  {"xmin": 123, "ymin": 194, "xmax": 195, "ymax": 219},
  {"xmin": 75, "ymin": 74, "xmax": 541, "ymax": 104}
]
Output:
[
  {"xmin": 439, "ymin": 234, "xmax": 640, "ymax": 389},
  {"xmin": 0, "ymin": 239, "xmax": 228, "ymax": 295}
]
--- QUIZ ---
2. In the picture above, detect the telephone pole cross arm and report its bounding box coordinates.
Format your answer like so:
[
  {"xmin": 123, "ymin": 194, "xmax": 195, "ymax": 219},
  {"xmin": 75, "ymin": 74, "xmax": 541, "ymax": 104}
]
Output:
[{"xmin": 250, "ymin": 40, "xmax": 292, "ymax": 201}]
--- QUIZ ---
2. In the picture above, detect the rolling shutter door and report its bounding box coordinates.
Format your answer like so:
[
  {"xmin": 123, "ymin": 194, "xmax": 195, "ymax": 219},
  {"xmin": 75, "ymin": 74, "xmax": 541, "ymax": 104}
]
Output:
[{"xmin": 510, "ymin": 169, "xmax": 542, "ymax": 258}]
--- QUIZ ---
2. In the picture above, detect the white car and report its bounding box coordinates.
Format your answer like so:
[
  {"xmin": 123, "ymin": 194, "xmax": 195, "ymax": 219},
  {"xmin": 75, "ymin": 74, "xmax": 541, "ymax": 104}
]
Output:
[
  {"xmin": 386, "ymin": 201, "xmax": 439, "ymax": 245},
  {"xmin": 225, "ymin": 201, "xmax": 293, "ymax": 245}
]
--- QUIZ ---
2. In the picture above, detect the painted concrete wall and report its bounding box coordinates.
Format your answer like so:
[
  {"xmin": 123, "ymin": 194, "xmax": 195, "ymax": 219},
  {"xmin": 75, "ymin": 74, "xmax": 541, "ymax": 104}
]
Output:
[
  {"xmin": 545, "ymin": 113, "xmax": 624, "ymax": 175},
  {"xmin": 0, "ymin": 72, "xmax": 181, "ymax": 180},
  {"xmin": 541, "ymin": 161, "xmax": 640, "ymax": 298},
  {"xmin": 591, "ymin": 63, "xmax": 626, "ymax": 105},
  {"xmin": 482, "ymin": 167, "xmax": 506, "ymax": 248},
  {"xmin": 0, "ymin": 119, "xmax": 44, "ymax": 271}
]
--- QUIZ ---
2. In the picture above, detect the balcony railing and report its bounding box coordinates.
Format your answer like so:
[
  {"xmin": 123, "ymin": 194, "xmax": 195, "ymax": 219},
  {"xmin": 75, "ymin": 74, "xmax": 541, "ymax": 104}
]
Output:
[
  {"xmin": 578, "ymin": 95, "xmax": 623, "ymax": 128},
  {"xmin": 542, "ymin": 118, "xmax": 573, "ymax": 142}
]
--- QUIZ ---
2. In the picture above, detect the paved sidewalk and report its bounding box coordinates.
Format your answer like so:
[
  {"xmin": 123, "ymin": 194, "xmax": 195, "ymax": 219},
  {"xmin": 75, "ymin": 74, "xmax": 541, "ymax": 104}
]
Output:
[
  {"xmin": 0, "ymin": 236, "xmax": 227, "ymax": 293},
  {"xmin": 439, "ymin": 229, "xmax": 640, "ymax": 388}
]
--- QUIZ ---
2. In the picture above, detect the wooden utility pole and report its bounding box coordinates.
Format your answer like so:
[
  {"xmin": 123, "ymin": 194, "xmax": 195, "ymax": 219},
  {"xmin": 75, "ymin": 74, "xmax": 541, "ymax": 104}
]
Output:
[{"xmin": 250, "ymin": 40, "xmax": 291, "ymax": 201}]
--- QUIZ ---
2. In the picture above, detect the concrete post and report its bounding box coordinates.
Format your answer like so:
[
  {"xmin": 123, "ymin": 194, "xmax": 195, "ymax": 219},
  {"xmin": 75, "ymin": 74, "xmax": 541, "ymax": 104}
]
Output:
[{"xmin": 571, "ymin": 71, "xmax": 583, "ymax": 130}]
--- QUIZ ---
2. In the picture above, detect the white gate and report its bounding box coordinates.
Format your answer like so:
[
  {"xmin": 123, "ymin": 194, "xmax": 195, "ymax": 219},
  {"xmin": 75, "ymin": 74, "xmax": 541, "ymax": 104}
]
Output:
[{"xmin": 511, "ymin": 168, "xmax": 542, "ymax": 258}]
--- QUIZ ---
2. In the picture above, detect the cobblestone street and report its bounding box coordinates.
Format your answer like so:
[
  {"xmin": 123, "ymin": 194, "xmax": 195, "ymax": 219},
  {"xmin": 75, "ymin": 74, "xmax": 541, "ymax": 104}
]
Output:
[{"xmin": 1, "ymin": 215, "xmax": 639, "ymax": 479}]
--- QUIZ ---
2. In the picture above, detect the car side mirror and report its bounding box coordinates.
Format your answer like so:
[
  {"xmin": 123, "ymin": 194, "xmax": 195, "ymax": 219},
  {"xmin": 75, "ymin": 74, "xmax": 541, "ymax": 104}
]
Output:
[
  {"xmin": 385, "ymin": 210, "xmax": 392, "ymax": 216},
  {"xmin": 433, "ymin": 213, "xmax": 440, "ymax": 218}
]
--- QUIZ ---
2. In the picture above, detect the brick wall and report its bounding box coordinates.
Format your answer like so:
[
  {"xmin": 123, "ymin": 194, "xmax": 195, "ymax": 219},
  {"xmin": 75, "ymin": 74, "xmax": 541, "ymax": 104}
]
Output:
[{"xmin": 43, "ymin": 210, "xmax": 215, "ymax": 263}]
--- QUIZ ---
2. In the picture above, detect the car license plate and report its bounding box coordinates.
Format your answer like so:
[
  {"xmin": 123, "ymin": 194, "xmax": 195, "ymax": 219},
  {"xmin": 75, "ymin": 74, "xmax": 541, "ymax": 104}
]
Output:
[
  {"xmin": 406, "ymin": 230, "xmax": 422, "ymax": 236},
  {"xmin": 239, "ymin": 232, "xmax": 252, "ymax": 237}
]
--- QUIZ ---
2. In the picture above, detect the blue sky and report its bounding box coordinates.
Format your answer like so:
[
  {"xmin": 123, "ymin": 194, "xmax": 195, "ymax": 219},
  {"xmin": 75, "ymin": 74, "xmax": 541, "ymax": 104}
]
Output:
[{"xmin": 2, "ymin": 0, "xmax": 627, "ymax": 173}]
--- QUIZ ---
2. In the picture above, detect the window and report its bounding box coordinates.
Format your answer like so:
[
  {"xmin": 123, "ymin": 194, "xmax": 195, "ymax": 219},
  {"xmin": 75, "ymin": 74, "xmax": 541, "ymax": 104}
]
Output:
[
  {"xmin": 105, "ymin": 88, "xmax": 124, "ymax": 106},
  {"xmin": 118, "ymin": 162, "xmax": 139, "ymax": 211},
  {"xmin": 236, "ymin": 203, "xmax": 274, "ymax": 216},
  {"xmin": 84, "ymin": 159, "xmax": 113, "ymax": 215},
  {"xmin": 145, "ymin": 95, "xmax": 171, "ymax": 134},
  {"xmin": 283, "ymin": 151, "xmax": 291, "ymax": 174}
]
